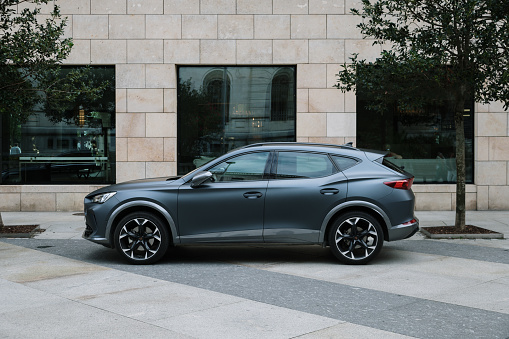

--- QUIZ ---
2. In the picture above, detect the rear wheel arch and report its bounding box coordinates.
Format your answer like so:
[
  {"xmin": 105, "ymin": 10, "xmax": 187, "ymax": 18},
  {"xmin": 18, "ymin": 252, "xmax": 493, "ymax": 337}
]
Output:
[{"xmin": 323, "ymin": 205, "xmax": 389, "ymax": 246}]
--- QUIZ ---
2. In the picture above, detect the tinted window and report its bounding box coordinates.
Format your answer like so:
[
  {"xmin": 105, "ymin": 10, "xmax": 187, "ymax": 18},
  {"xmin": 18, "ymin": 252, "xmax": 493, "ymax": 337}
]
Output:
[
  {"xmin": 331, "ymin": 156, "xmax": 359, "ymax": 171},
  {"xmin": 276, "ymin": 152, "xmax": 335, "ymax": 179},
  {"xmin": 208, "ymin": 152, "xmax": 269, "ymax": 182}
]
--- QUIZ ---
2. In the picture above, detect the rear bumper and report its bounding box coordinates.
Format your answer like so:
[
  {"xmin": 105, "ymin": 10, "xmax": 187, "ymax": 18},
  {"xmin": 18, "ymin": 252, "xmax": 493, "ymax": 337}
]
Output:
[{"xmin": 387, "ymin": 217, "xmax": 419, "ymax": 241}]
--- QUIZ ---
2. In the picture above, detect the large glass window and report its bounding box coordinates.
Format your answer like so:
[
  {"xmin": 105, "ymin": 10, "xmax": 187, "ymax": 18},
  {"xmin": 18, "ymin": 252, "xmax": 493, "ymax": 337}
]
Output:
[
  {"xmin": 0, "ymin": 66, "xmax": 115, "ymax": 184},
  {"xmin": 177, "ymin": 66, "xmax": 296, "ymax": 175},
  {"xmin": 356, "ymin": 94, "xmax": 474, "ymax": 184}
]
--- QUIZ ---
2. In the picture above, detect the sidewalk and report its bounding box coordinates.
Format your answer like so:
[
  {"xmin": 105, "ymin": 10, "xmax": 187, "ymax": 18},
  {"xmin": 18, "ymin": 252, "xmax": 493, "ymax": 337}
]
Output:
[{"xmin": 1, "ymin": 210, "xmax": 508, "ymax": 338}]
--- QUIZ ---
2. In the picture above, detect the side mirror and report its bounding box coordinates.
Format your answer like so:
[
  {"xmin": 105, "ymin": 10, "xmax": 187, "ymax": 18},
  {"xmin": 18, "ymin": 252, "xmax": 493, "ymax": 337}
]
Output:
[{"xmin": 191, "ymin": 171, "xmax": 213, "ymax": 187}]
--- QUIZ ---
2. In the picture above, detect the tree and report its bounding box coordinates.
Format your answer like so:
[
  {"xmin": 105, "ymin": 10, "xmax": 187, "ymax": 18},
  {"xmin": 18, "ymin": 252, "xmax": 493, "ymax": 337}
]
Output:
[
  {"xmin": 0, "ymin": 0, "xmax": 107, "ymax": 227},
  {"xmin": 336, "ymin": 0, "xmax": 509, "ymax": 230}
]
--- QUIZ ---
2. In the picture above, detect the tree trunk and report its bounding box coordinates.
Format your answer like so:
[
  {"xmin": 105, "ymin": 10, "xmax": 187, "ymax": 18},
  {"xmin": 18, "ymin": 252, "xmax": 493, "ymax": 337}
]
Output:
[
  {"xmin": 454, "ymin": 94, "xmax": 466, "ymax": 230},
  {"xmin": 0, "ymin": 212, "xmax": 4, "ymax": 228}
]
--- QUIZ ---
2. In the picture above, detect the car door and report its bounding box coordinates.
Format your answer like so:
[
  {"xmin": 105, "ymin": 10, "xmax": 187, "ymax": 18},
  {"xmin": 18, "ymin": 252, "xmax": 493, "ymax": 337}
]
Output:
[
  {"xmin": 263, "ymin": 151, "xmax": 348, "ymax": 243},
  {"xmin": 177, "ymin": 151, "xmax": 271, "ymax": 243}
]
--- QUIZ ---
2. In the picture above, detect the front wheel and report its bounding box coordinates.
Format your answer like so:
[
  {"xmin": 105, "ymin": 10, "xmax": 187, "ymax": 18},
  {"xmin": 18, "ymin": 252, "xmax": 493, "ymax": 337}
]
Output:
[
  {"xmin": 114, "ymin": 212, "xmax": 170, "ymax": 264},
  {"xmin": 329, "ymin": 212, "xmax": 384, "ymax": 265}
]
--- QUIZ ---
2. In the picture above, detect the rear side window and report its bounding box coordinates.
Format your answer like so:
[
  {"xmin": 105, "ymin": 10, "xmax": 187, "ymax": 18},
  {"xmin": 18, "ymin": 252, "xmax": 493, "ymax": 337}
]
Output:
[
  {"xmin": 276, "ymin": 152, "xmax": 336, "ymax": 179},
  {"xmin": 331, "ymin": 156, "xmax": 359, "ymax": 171}
]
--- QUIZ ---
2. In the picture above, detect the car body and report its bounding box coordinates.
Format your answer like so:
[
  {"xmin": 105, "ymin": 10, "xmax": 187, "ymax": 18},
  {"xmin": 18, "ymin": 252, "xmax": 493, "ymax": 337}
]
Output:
[{"xmin": 83, "ymin": 142, "xmax": 419, "ymax": 264}]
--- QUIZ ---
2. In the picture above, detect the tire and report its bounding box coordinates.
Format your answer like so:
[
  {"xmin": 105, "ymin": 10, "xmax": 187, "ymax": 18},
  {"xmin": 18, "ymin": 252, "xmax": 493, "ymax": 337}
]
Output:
[
  {"xmin": 328, "ymin": 211, "xmax": 384, "ymax": 265},
  {"xmin": 113, "ymin": 212, "xmax": 170, "ymax": 264}
]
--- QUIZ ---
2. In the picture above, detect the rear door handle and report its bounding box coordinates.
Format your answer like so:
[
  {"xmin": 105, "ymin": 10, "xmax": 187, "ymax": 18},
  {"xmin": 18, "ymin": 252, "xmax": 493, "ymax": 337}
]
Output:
[
  {"xmin": 243, "ymin": 192, "xmax": 263, "ymax": 199},
  {"xmin": 320, "ymin": 188, "xmax": 339, "ymax": 195}
]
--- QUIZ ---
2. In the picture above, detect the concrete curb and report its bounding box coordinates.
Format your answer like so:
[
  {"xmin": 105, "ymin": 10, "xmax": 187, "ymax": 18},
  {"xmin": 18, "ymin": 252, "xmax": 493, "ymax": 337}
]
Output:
[{"xmin": 420, "ymin": 228, "xmax": 504, "ymax": 239}]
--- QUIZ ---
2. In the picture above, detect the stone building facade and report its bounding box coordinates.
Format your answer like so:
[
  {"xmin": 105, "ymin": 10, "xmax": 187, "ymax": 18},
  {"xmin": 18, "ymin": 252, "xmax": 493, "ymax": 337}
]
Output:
[{"xmin": 0, "ymin": 0, "xmax": 508, "ymax": 211}]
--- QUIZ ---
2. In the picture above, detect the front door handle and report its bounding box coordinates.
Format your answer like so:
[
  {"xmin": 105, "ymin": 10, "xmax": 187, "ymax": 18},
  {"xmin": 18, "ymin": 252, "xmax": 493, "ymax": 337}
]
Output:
[
  {"xmin": 243, "ymin": 192, "xmax": 263, "ymax": 199},
  {"xmin": 320, "ymin": 188, "xmax": 339, "ymax": 195}
]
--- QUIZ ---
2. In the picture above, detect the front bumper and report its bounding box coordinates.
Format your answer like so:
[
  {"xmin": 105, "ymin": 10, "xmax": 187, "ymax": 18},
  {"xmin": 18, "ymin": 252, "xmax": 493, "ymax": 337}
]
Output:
[{"xmin": 387, "ymin": 217, "xmax": 419, "ymax": 241}]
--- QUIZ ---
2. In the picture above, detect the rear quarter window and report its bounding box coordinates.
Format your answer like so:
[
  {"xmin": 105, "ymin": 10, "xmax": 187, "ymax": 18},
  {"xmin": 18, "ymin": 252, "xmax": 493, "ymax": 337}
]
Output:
[
  {"xmin": 331, "ymin": 156, "xmax": 359, "ymax": 171},
  {"xmin": 382, "ymin": 157, "xmax": 405, "ymax": 174}
]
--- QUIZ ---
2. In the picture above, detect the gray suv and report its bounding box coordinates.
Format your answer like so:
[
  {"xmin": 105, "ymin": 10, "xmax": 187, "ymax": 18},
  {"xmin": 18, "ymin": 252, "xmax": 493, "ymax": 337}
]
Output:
[{"xmin": 83, "ymin": 142, "xmax": 419, "ymax": 265}]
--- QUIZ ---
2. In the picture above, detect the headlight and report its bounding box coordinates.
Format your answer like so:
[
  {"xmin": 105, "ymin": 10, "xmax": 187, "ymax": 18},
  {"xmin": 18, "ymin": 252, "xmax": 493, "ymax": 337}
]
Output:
[{"xmin": 91, "ymin": 192, "xmax": 116, "ymax": 203}]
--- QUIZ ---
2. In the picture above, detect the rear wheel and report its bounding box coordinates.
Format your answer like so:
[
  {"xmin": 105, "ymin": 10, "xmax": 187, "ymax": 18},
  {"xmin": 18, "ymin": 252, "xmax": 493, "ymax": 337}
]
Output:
[
  {"xmin": 329, "ymin": 211, "xmax": 383, "ymax": 265},
  {"xmin": 114, "ymin": 212, "xmax": 169, "ymax": 264}
]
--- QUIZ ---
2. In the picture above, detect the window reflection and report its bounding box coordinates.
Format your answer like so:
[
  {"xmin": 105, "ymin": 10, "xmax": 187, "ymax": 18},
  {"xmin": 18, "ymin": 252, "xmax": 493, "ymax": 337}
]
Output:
[
  {"xmin": 178, "ymin": 66, "xmax": 296, "ymax": 175},
  {"xmin": 1, "ymin": 66, "xmax": 115, "ymax": 185}
]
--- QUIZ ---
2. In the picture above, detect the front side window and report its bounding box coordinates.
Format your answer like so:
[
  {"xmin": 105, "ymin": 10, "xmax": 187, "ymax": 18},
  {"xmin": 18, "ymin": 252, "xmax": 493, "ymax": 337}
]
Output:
[
  {"xmin": 0, "ymin": 66, "xmax": 115, "ymax": 185},
  {"xmin": 356, "ymin": 93, "xmax": 473, "ymax": 184},
  {"xmin": 208, "ymin": 152, "xmax": 270, "ymax": 182},
  {"xmin": 178, "ymin": 66, "xmax": 296, "ymax": 175},
  {"xmin": 275, "ymin": 152, "xmax": 336, "ymax": 179}
]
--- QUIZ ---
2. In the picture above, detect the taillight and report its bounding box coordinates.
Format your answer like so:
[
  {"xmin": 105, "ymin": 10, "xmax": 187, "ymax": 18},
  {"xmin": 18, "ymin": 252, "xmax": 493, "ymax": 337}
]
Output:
[{"xmin": 384, "ymin": 177, "xmax": 414, "ymax": 190}]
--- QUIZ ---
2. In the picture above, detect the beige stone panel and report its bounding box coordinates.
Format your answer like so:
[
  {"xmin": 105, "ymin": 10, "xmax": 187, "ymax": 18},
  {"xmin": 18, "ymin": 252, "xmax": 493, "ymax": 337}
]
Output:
[
  {"xmin": 116, "ymin": 89, "xmax": 127, "ymax": 113},
  {"xmin": 297, "ymin": 113, "xmax": 327, "ymax": 137},
  {"xmin": 0, "ymin": 194, "xmax": 21, "ymax": 211},
  {"xmin": 91, "ymin": 40, "xmax": 127, "ymax": 64},
  {"xmin": 21, "ymin": 193, "xmax": 56, "ymax": 212},
  {"xmin": 308, "ymin": 137, "xmax": 345, "ymax": 145},
  {"xmin": 237, "ymin": 0, "xmax": 272, "ymax": 14},
  {"xmin": 127, "ymin": 89, "xmax": 164, "ymax": 113},
  {"xmin": 273, "ymin": 40, "xmax": 308, "ymax": 64},
  {"xmin": 127, "ymin": 0, "xmax": 164, "ymax": 14},
  {"xmin": 109, "ymin": 15, "xmax": 146, "ymax": 39},
  {"xmin": 345, "ymin": 40, "xmax": 381, "ymax": 63},
  {"xmin": 116, "ymin": 137, "xmax": 128, "ymax": 161},
  {"xmin": 291, "ymin": 15, "xmax": 326, "ymax": 39},
  {"xmin": 414, "ymin": 193, "xmax": 452, "ymax": 211},
  {"xmin": 254, "ymin": 15, "xmax": 290, "ymax": 39},
  {"xmin": 412, "ymin": 184, "xmax": 477, "ymax": 194},
  {"xmin": 489, "ymin": 137, "xmax": 509, "ymax": 161},
  {"xmin": 488, "ymin": 186, "xmax": 509, "ymax": 210},
  {"xmin": 297, "ymin": 89, "xmax": 308, "ymax": 113},
  {"xmin": 309, "ymin": 40, "xmax": 345, "ymax": 63},
  {"xmin": 297, "ymin": 64, "xmax": 326, "ymax": 89},
  {"xmin": 164, "ymin": 40, "xmax": 200, "ymax": 63},
  {"xmin": 273, "ymin": 0, "xmax": 309, "ymax": 14},
  {"xmin": 0, "ymin": 186, "xmax": 21, "ymax": 193},
  {"xmin": 475, "ymin": 161, "xmax": 507, "ymax": 185},
  {"xmin": 56, "ymin": 193, "xmax": 84, "ymax": 212},
  {"xmin": 476, "ymin": 112, "xmax": 507, "ymax": 137},
  {"xmin": 200, "ymin": 40, "xmax": 236, "ymax": 64},
  {"xmin": 164, "ymin": 138, "xmax": 177, "ymax": 162},
  {"xmin": 146, "ymin": 113, "xmax": 176, "ymax": 138},
  {"xmin": 201, "ymin": 0, "xmax": 236, "ymax": 14},
  {"xmin": 63, "ymin": 40, "xmax": 90, "ymax": 64},
  {"xmin": 57, "ymin": 0, "xmax": 90, "ymax": 14},
  {"xmin": 182, "ymin": 15, "xmax": 218, "ymax": 39},
  {"xmin": 477, "ymin": 185, "xmax": 489, "ymax": 210},
  {"xmin": 128, "ymin": 138, "xmax": 164, "ymax": 162},
  {"xmin": 476, "ymin": 137, "xmax": 489, "ymax": 161},
  {"xmin": 345, "ymin": 0, "xmax": 364, "ymax": 12},
  {"xmin": 20, "ymin": 185, "xmax": 92, "ymax": 193},
  {"xmin": 237, "ymin": 40, "xmax": 272, "ymax": 64},
  {"xmin": 327, "ymin": 15, "xmax": 363, "ymax": 39},
  {"xmin": 146, "ymin": 15, "xmax": 182, "ymax": 39},
  {"xmin": 164, "ymin": 89, "xmax": 177, "ymax": 112},
  {"xmin": 327, "ymin": 112, "xmax": 355, "ymax": 137},
  {"xmin": 146, "ymin": 162, "xmax": 175, "ymax": 178},
  {"xmin": 309, "ymin": 0, "xmax": 344, "ymax": 14},
  {"xmin": 344, "ymin": 91, "xmax": 356, "ymax": 113},
  {"xmin": 146, "ymin": 64, "xmax": 176, "ymax": 89},
  {"xmin": 489, "ymin": 100, "xmax": 509, "ymax": 113},
  {"xmin": 116, "ymin": 64, "xmax": 145, "ymax": 89},
  {"xmin": 164, "ymin": 0, "xmax": 199, "ymax": 14},
  {"xmin": 20, "ymin": 1, "xmax": 54, "ymax": 14},
  {"xmin": 116, "ymin": 161, "xmax": 146, "ymax": 182},
  {"xmin": 476, "ymin": 102, "xmax": 490, "ymax": 113},
  {"xmin": 297, "ymin": 137, "xmax": 310, "ymax": 142},
  {"xmin": 309, "ymin": 89, "xmax": 344, "ymax": 113},
  {"xmin": 91, "ymin": 0, "xmax": 127, "ymax": 14},
  {"xmin": 326, "ymin": 64, "xmax": 342, "ymax": 88},
  {"xmin": 116, "ymin": 113, "xmax": 146, "ymax": 137},
  {"xmin": 127, "ymin": 40, "xmax": 164, "ymax": 64},
  {"xmin": 218, "ymin": 15, "xmax": 254, "ymax": 39},
  {"xmin": 73, "ymin": 15, "xmax": 108, "ymax": 39}
]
